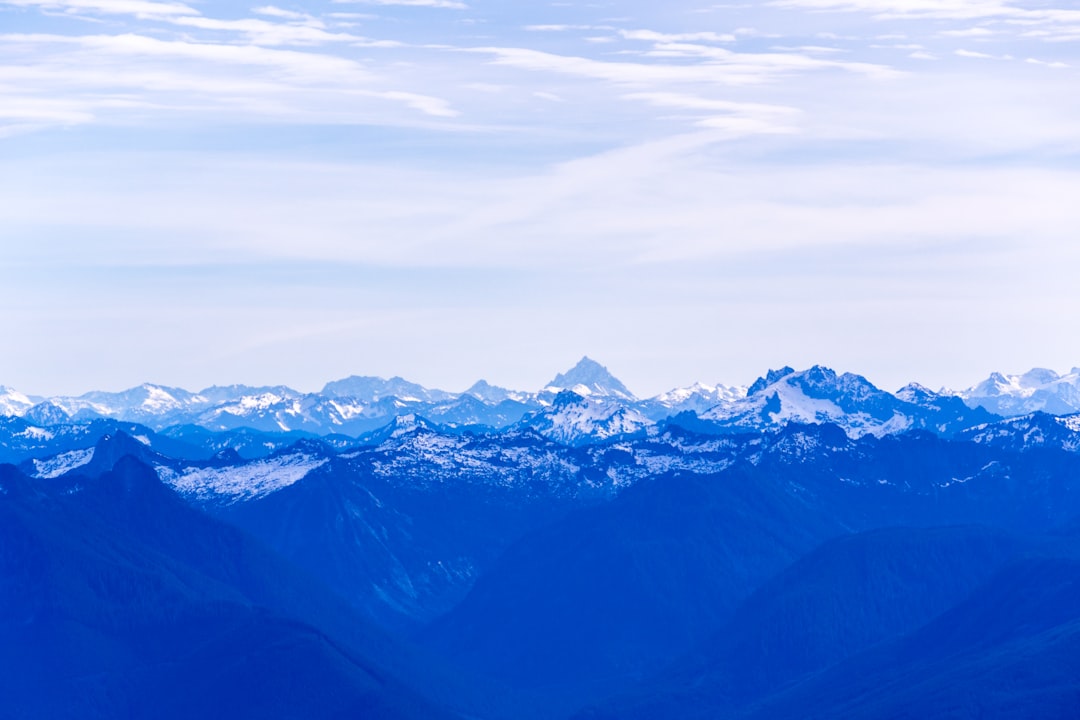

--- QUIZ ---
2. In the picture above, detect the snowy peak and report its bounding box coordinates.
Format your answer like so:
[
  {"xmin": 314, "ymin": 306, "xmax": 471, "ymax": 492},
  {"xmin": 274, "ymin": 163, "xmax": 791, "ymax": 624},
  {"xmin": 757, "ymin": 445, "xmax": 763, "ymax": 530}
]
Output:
[
  {"xmin": 519, "ymin": 390, "xmax": 651, "ymax": 445},
  {"xmin": 895, "ymin": 383, "xmax": 937, "ymax": 404},
  {"xmin": 23, "ymin": 401, "xmax": 70, "ymax": 426},
  {"xmin": 463, "ymin": 379, "xmax": 526, "ymax": 404},
  {"xmin": 364, "ymin": 413, "xmax": 443, "ymax": 445},
  {"xmin": 0, "ymin": 386, "xmax": 34, "ymax": 417},
  {"xmin": 747, "ymin": 367, "xmax": 796, "ymax": 396},
  {"xmin": 700, "ymin": 366, "xmax": 999, "ymax": 438},
  {"xmin": 744, "ymin": 365, "xmax": 885, "ymax": 408},
  {"xmin": 321, "ymin": 375, "xmax": 453, "ymax": 403},
  {"xmin": 961, "ymin": 368, "xmax": 1080, "ymax": 416},
  {"xmin": 195, "ymin": 384, "xmax": 300, "ymax": 405},
  {"xmin": 42, "ymin": 383, "xmax": 213, "ymax": 423},
  {"xmin": 652, "ymin": 382, "xmax": 747, "ymax": 410},
  {"xmin": 543, "ymin": 357, "xmax": 636, "ymax": 401}
]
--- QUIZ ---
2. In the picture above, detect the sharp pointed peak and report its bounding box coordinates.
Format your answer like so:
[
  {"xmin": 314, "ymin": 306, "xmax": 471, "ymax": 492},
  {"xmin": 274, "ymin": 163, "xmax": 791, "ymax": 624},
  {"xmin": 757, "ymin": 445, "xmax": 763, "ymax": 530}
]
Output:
[{"xmin": 545, "ymin": 357, "xmax": 636, "ymax": 400}]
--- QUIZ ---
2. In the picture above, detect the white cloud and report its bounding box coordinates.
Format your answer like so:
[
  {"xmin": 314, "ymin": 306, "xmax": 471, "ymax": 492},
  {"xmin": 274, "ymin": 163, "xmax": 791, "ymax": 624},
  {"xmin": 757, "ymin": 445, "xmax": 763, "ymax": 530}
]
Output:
[
  {"xmin": 470, "ymin": 45, "xmax": 897, "ymax": 88},
  {"xmin": 331, "ymin": 0, "xmax": 467, "ymax": 8},
  {"xmin": 769, "ymin": 0, "xmax": 1017, "ymax": 21},
  {"xmin": 939, "ymin": 26, "xmax": 999, "ymax": 37},
  {"xmin": 619, "ymin": 29, "xmax": 736, "ymax": 43},
  {"xmin": 524, "ymin": 24, "xmax": 595, "ymax": 32},
  {"xmin": 532, "ymin": 90, "xmax": 564, "ymax": 102},
  {"xmin": 622, "ymin": 91, "xmax": 800, "ymax": 134},
  {"xmin": 0, "ymin": 32, "xmax": 458, "ymax": 134},
  {"xmin": 252, "ymin": 6, "xmax": 317, "ymax": 21},
  {"xmin": 769, "ymin": 0, "xmax": 1080, "ymax": 42},
  {"xmin": 169, "ymin": 16, "xmax": 365, "ymax": 46},
  {"xmin": 1026, "ymin": 57, "xmax": 1069, "ymax": 67},
  {"xmin": 2, "ymin": 0, "xmax": 197, "ymax": 16}
]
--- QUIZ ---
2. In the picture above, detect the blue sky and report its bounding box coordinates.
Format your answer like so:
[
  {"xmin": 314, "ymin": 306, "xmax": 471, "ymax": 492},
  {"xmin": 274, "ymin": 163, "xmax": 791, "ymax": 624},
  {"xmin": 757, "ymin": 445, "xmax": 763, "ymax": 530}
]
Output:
[{"xmin": 3, "ymin": 0, "xmax": 1080, "ymax": 396}]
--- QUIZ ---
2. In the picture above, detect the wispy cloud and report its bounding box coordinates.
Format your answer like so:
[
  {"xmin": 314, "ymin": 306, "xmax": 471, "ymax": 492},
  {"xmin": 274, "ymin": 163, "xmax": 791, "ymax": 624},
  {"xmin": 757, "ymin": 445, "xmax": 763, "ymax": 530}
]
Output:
[
  {"xmin": 3, "ymin": 0, "xmax": 197, "ymax": 16},
  {"xmin": 619, "ymin": 29, "xmax": 736, "ymax": 43},
  {"xmin": 623, "ymin": 91, "xmax": 800, "ymax": 134},
  {"xmin": 939, "ymin": 26, "xmax": 999, "ymax": 37},
  {"xmin": 769, "ymin": 0, "xmax": 1080, "ymax": 42},
  {"xmin": 331, "ymin": 0, "xmax": 467, "ymax": 8},
  {"xmin": 0, "ymin": 31, "xmax": 457, "ymax": 136},
  {"xmin": 470, "ymin": 45, "xmax": 897, "ymax": 88},
  {"xmin": 5, "ymin": 0, "xmax": 1080, "ymax": 394}
]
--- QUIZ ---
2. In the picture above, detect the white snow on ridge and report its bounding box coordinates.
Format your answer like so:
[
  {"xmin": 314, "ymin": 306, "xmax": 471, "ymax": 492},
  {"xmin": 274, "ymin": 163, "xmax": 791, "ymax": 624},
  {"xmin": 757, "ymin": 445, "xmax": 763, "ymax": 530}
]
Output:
[
  {"xmin": 533, "ymin": 398, "xmax": 652, "ymax": 445},
  {"xmin": 219, "ymin": 393, "xmax": 291, "ymax": 414},
  {"xmin": 32, "ymin": 448, "xmax": 96, "ymax": 479},
  {"xmin": 960, "ymin": 368, "xmax": 1080, "ymax": 416},
  {"xmin": 654, "ymin": 382, "xmax": 747, "ymax": 407},
  {"xmin": 0, "ymin": 387, "xmax": 34, "ymax": 417},
  {"xmin": 1059, "ymin": 415, "xmax": 1080, "ymax": 432},
  {"xmin": 702, "ymin": 373, "xmax": 911, "ymax": 438},
  {"xmin": 16, "ymin": 426, "xmax": 55, "ymax": 441},
  {"xmin": 139, "ymin": 384, "xmax": 184, "ymax": 413},
  {"xmin": 156, "ymin": 453, "xmax": 327, "ymax": 503}
]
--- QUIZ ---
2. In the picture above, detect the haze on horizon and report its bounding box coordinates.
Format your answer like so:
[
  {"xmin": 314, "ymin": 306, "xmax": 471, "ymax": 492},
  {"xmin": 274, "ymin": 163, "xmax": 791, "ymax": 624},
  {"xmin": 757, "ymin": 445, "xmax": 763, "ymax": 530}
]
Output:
[{"xmin": 2, "ymin": 0, "xmax": 1080, "ymax": 397}]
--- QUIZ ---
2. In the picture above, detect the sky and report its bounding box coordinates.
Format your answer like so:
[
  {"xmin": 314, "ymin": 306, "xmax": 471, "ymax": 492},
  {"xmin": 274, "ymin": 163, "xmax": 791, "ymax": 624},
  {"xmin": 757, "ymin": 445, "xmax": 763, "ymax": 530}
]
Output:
[{"xmin": 2, "ymin": 0, "xmax": 1080, "ymax": 397}]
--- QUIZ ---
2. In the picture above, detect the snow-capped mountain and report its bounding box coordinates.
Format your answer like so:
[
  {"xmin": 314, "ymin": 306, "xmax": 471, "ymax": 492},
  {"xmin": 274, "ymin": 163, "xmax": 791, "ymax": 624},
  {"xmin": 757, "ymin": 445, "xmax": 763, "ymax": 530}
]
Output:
[
  {"xmin": 700, "ymin": 366, "xmax": 909, "ymax": 437},
  {"xmin": 701, "ymin": 366, "xmax": 996, "ymax": 438},
  {"xmin": 462, "ymin": 379, "xmax": 531, "ymax": 404},
  {"xmin": 321, "ymin": 375, "xmax": 456, "ymax": 403},
  {"xmin": 540, "ymin": 357, "xmax": 637, "ymax": 402},
  {"xmin": 0, "ymin": 386, "xmax": 35, "ymax": 416},
  {"xmin": 23, "ymin": 401, "xmax": 70, "ymax": 426},
  {"xmin": 360, "ymin": 413, "xmax": 446, "ymax": 446},
  {"xmin": 959, "ymin": 368, "xmax": 1080, "ymax": 416},
  {"xmin": 517, "ymin": 390, "xmax": 652, "ymax": 446},
  {"xmin": 6, "ymin": 360, "xmax": 1077, "ymax": 443},
  {"xmin": 47, "ymin": 383, "xmax": 214, "ymax": 423},
  {"xmin": 643, "ymin": 381, "xmax": 747, "ymax": 418}
]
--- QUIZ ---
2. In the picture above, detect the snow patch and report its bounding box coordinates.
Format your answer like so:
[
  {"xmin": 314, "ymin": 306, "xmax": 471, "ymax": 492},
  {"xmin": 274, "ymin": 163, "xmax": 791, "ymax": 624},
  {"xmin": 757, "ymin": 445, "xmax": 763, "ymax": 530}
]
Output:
[
  {"xmin": 32, "ymin": 448, "xmax": 96, "ymax": 479},
  {"xmin": 156, "ymin": 453, "xmax": 327, "ymax": 503},
  {"xmin": 16, "ymin": 426, "xmax": 55, "ymax": 441}
]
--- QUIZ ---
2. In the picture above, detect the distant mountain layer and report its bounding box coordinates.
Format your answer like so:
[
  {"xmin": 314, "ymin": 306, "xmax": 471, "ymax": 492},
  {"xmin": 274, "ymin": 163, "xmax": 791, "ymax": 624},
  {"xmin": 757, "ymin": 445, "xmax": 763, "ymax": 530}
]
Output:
[{"xmin": 8, "ymin": 359, "xmax": 1080, "ymax": 441}]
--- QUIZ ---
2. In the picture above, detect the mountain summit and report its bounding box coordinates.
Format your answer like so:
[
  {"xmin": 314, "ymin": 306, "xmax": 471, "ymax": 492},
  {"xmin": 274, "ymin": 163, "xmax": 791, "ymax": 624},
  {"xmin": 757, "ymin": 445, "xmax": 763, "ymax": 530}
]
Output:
[
  {"xmin": 543, "ymin": 357, "xmax": 636, "ymax": 401},
  {"xmin": 960, "ymin": 368, "xmax": 1080, "ymax": 416}
]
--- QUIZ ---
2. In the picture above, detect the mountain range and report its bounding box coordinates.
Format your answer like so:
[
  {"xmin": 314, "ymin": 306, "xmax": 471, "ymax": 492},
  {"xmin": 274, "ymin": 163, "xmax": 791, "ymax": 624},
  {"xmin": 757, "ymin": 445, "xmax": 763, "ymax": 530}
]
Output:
[
  {"xmin": 4, "ymin": 359, "xmax": 1080, "ymax": 440},
  {"xmin": 5, "ymin": 358, "xmax": 1080, "ymax": 718}
]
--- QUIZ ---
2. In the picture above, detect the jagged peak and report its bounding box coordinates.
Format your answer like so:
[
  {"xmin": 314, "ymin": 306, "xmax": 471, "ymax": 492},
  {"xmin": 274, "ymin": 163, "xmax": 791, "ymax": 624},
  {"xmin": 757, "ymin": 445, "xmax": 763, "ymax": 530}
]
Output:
[
  {"xmin": 545, "ymin": 357, "xmax": 636, "ymax": 400},
  {"xmin": 747, "ymin": 367, "xmax": 796, "ymax": 396}
]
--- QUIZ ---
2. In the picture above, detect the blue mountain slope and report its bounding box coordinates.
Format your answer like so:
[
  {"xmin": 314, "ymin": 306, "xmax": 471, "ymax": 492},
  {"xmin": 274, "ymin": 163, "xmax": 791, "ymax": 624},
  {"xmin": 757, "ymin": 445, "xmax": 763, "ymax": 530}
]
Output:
[
  {"xmin": 420, "ymin": 467, "xmax": 849, "ymax": 711},
  {"xmin": 0, "ymin": 459, "xmax": 463, "ymax": 720},
  {"xmin": 216, "ymin": 442, "xmax": 601, "ymax": 630},
  {"xmin": 0, "ymin": 416, "xmax": 208, "ymax": 465},
  {"xmin": 419, "ymin": 427, "xmax": 1080, "ymax": 716},
  {"xmin": 957, "ymin": 411, "xmax": 1080, "ymax": 453},
  {"xmin": 743, "ymin": 554, "xmax": 1080, "ymax": 720},
  {"xmin": 579, "ymin": 525, "xmax": 1029, "ymax": 720}
]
